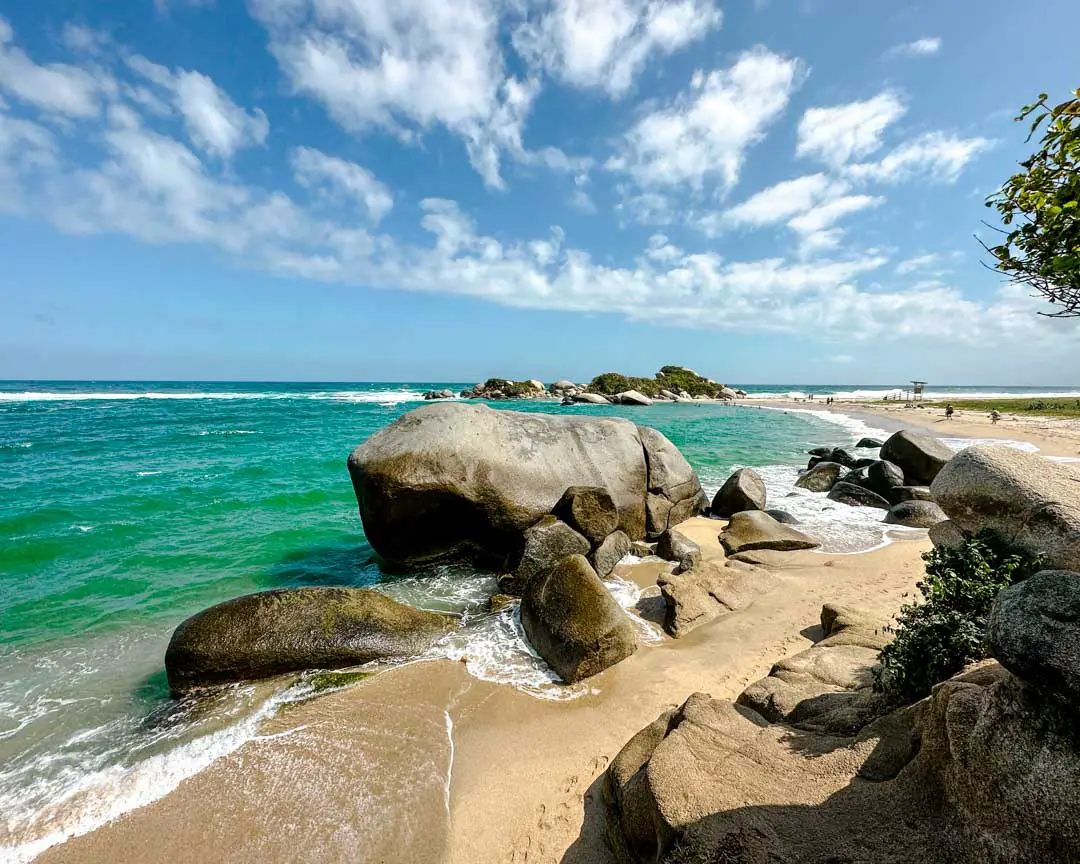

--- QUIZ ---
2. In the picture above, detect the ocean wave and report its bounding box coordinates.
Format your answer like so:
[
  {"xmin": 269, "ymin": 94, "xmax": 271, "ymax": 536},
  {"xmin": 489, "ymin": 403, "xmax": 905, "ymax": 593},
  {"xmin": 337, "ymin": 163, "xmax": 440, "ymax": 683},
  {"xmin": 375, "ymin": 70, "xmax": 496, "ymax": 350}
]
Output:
[
  {"xmin": 194, "ymin": 430, "xmax": 259, "ymax": 436},
  {"xmin": 0, "ymin": 684, "xmax": 297, "ymax": 864},
  {"xmin": 751, "ymin": 404, "xmax": 888, "ymax": 448},
  {"xmin": 0, "ymin": 389, "xmax": 435, "ymax": 405}
]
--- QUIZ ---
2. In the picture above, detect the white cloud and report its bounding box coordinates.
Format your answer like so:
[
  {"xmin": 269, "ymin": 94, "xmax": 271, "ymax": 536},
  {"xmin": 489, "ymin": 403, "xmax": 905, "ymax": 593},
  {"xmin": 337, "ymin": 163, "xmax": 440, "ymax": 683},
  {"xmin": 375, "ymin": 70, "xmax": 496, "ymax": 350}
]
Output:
[
  {"xmin": 127, "ymin": 56, "xmax": 268, "ymax": 158},
  {"xmin": 896, "ymin": 253, "xmax": 941, "ymax": 274},
  {"xmin": 0, "ymin": 16, "xmax": 106, "ymax": 117},
  {"xmin": 59, "ymin": 23, "xmax": 112, "ymax": 55},
  {"xmin": 645, "ymin": 232, "xmax": 683, "ymax": 262},
  {"xmin": 885, "ymin": 37, "xmax": 942, "ymax": 59},
  {"xmin": 787, "ymin": 194, "xmax": 882, "ymax": 235},
  {"xmin": 608, "ymin": 47, "xmax": 803, "ymax": 191},
  {"xmin": 847, "ymin": 131, "xmax": 992, "ymax": 184},
  {"xmin": 719, "ymin": 174, "xmax": 881, "ymax": 257},
  {"xmin": 723, "ymin": 173, "xmax": 835, "ymax": 227},
  {"xmin": 514, "ymin": 0, "xmax": 722, "ymax": 97},
  {"xmin": 831, "ymin": 353, "xmax": 853, "ymax": 363},
  {"xmin": 291, "ymin": 146, "xmax": 393, "ymax": 223},
  {"xmin": 796, "ymin": 91, "xmax": 905, "ymax": 168}
]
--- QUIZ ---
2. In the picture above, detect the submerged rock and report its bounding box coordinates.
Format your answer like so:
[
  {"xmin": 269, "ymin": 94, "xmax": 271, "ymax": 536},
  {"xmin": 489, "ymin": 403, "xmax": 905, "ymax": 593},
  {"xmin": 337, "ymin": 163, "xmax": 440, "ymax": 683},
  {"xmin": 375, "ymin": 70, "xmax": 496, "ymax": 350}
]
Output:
[
  {"xmin": 931, "ymin": 444, "xmax": 1080, "ymax": 571},
  {"xmin": 795, "ymin": 461, "xmax": 843, "ymax": 492},
  {"xmin": 766, "ymin": 509, "xmax": 799, "ymax": 524},
  {"xmin": 710, "ymin": 467, "xmax": 767, "ymax": 517},
  {"xmin": 520, "ymin": 555, "xmax": 636, "ymax": 683},
  {"xmin": 856, "ymin": 437, "xmax": 884, "ymax": 449},
  {"xmin": 880, "ymin": 429, "xmax": 954, "ymax": 486},
  {"xmin": 348, "ymin": 404, "xmax": 704, "ymax": 568},
  {"xmin": 164, "ymin": 588, "xmax": 456, "ymax": 695},
  {"xmin": 719, "ymin": 510, "xmax": 820, "ymax": 554},
  {"xmin": 827, "ymin": 481, "xmax": 891, "ymax": 510}
]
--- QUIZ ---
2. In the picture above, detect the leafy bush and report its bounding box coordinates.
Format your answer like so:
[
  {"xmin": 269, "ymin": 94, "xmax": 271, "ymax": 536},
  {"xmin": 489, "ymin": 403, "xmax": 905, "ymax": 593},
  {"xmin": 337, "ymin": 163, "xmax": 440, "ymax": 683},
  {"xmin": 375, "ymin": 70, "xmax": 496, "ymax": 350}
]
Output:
[
  {"xmin": 873, "ymin": 532, "xmax": 1042, "ymax": 703},
  {"xmin": 482, "ymin": 378, "xmax": 536, "ymax": 398},
  {"xmin": 588, "ymin": 373, "xmax": 662, "ymax": 397}
]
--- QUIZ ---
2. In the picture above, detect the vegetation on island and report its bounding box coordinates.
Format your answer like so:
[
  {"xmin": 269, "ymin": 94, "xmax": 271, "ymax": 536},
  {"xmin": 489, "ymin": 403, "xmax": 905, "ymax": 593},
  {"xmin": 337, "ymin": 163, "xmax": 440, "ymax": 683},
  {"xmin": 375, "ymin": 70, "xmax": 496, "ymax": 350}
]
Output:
[
  {"xmin": 587, "ymin": 366, "xmax": 723, "ymax": 398},
  {"xmin": 874, "ymin": 532, "xmax": 1042, "ymax": 703},
  {"xmin": 985, "ymin": 89, "xmax": 1080, "ymax": 317},
  {"xmin": 479, "ymin": 378, "xmax": 540, "ymax": 398}
]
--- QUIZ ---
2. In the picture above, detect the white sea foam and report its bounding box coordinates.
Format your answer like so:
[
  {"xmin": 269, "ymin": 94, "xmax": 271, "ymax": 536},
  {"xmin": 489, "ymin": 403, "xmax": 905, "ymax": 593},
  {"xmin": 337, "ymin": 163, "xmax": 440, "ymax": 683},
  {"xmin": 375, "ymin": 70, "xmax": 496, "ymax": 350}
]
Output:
[
  {"xmin": 195, "ymin": 429, "xmax": 258, "ymax": 436},
  {"xmin": 751, "ymin": 404, "xmax": 889, "ymax": 448},
  {"xmin": 0, "ymin": 684, "xmax": 299, "ymax": 864},
  {"xmin": 0, "ymin": 389, "xmax": 435, "ymax": 404},
  {"xmin": 135, "ymin": 471, "xmax": 162, "ymax": 477}
]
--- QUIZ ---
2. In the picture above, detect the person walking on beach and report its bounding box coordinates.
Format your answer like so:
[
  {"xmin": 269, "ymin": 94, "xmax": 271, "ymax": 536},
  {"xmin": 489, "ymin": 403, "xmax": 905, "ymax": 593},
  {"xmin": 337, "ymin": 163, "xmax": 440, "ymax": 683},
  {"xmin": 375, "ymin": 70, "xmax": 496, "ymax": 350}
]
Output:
[
  {"xmin": 990, "ymin": 409, "xmax": 1001, "ymax": 424},
  {"xmin": 945, "ymin": 404, "xmax": 955, "ymax": 420}
]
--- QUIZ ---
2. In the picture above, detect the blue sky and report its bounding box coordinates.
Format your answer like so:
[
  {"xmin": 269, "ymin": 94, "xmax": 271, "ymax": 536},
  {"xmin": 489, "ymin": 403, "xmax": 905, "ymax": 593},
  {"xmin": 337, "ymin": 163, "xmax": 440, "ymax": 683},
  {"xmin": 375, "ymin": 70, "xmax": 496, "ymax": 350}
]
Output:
[{"xmin": 1, "ymin": 0, "xmax": 1078, "ymax": 383}]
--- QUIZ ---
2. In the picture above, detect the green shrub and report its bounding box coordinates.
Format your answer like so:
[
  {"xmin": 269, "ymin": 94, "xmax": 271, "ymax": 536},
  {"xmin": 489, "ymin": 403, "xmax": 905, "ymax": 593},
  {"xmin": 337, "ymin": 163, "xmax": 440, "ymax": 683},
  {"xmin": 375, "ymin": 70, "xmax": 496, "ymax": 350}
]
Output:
[
  {"xmin": 482, "ymin": 378, "xmax": 535, "ymax": 397},
  {"xmin": 588, "ymin": 373, "xmax": 662, "ymax": 397},
  {"xmin": 655, "ymin": 365, "xmax": 720, "ymax": 397},
  {"xmin": 873, "ymin": 532, "xmax": 1041, "ymax": 703}
]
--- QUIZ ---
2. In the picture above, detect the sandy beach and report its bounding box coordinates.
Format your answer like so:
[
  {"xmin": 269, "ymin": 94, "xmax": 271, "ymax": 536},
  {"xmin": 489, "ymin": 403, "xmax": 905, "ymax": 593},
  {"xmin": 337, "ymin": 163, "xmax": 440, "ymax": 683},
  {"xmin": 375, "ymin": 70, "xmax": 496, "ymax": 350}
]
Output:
[
  {"xmin": 38, "ymin": 522, "xmax": 929, "ymax": 864},
  {"xmin": 29, "ymin": 412, "xmax": 1071, "ymax": 864},
  {"xmin": 749, "ymin": 397, "xmax": 1080, "ymax": 460}
]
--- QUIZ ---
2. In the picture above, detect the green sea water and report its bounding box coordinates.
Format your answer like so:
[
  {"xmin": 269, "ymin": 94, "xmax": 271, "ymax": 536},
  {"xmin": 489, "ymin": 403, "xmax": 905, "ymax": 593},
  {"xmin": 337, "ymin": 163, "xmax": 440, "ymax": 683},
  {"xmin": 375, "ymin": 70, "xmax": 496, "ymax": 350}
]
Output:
[{"xmin": 0, "ymin": 381, "xmax": 892, "ymax": 859}]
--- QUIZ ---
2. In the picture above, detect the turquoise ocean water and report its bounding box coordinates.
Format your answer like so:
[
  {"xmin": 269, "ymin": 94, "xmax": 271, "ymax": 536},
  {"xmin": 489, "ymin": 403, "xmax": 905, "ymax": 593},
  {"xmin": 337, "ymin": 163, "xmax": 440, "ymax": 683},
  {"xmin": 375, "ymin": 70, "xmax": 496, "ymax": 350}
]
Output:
[{"xmin": 0, "ymin": 380, "xmax": 1007, "ymax": 858}]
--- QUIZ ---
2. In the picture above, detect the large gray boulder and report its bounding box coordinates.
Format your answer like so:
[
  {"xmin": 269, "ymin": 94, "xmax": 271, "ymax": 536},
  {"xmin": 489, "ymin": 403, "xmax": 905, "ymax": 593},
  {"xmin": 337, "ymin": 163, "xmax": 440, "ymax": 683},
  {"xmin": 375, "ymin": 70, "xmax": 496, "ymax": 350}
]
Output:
[
  {"xmin": 710, "ymin": 467, "xmax": 767, "ymax": 517},
  {"xmin": 930, "ymin": 444, "xmax": 1080, "ymax": 571},
  {"xmin": 884, "ymin": 500, "xmax": 948, "ymax": 528},
  {"xmin": 795, "ymin": 461, "xmax": 843, "ymax": 492},
  {"xmin": 880, "ymin": 429, "xmax": 954, "ymax": 486},
  {"xmin": 866, "ymin": 459, "xmax": 906, "ymax": 499},
  {"xmin": 552, "ymin": 486, "xmax": 619, "ymax": 545},
  {"xmin": 605, "ymin": 663, "xmax": 1080, "ymax": 864},
  {"xmin": 164, "ymin": 588, "xmax": 456, "ymax": 695},
  {"xmin": 888, "ymin": 485, "xmax": 934, "ymax": 505},
  {"xmin": 347, "ymin": 404, "xmax": 705, "ymax": 568},
  {"xmin": 520, "ymin": 555, "xmax": 637, "ymax": 683},
  {"xmin": 638, "ymin": 425, "xmax": 709, "ymax": 536},
  {"xmin": 719, "ymin": 510, "xmax": 820, "ymax": 554},
  {"xmin": 505, "ymin": 515, "xmax": 590, "ymax": 593},
  {"xmin": 987, "ymin": 570, "xmax": 1080, "ymax": 709}
]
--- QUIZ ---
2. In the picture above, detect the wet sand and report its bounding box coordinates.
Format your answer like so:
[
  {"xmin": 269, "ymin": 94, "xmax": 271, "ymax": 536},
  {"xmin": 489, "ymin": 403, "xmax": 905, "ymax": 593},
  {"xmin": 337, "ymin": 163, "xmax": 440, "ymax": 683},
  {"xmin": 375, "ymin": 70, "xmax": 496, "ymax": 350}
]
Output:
[{"xmin": 39, "ymin": 521, "xmax": 930, "ymax": 864}]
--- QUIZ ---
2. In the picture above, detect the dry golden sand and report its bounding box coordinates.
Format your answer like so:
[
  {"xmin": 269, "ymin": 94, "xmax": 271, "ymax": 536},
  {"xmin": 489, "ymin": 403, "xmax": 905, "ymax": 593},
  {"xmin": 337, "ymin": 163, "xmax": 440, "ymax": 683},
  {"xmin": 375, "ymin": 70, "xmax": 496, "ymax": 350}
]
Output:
[
  {"xmin": 39, "ymin": 520, "xmax": 930, "ymax": 864},
  {"xmin": 750, "ymin": 397, "xmax": 1080, "ymax": 459}
]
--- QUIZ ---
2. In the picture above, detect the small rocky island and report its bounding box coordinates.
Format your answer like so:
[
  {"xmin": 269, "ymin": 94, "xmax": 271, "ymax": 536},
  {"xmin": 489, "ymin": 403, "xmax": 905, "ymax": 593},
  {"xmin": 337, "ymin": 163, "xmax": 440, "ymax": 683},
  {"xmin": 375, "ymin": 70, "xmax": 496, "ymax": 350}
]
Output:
[{"xmin": 424, "ymin": 365, "xmax": 746, "ymax": 404}]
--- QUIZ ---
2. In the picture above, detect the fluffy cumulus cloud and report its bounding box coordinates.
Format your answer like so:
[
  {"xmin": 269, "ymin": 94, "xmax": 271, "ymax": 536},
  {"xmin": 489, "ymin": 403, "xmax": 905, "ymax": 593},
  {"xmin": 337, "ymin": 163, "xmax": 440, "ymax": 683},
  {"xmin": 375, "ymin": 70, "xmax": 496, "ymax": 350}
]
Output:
[
  {"xmin": 608, "ymin": 47, "xmax": 803, "ymax": 192},
  {"xmin": 796, "ymin": 91, "xmax": 906, "ymax": 168},
  {"xmin": 0, "ymin": 12, "xmax": 1065, "ymax": 352},
  {"xmin": 291, "ymin": 147, "xmax": 393, "ymax": 223},
  {"xmin": 514, "ymin": 0, "xmax": 722, "ymax": 96},
  {"xmin": 126, "ymin": 57, "xmax": 269, "ymax": 158}
]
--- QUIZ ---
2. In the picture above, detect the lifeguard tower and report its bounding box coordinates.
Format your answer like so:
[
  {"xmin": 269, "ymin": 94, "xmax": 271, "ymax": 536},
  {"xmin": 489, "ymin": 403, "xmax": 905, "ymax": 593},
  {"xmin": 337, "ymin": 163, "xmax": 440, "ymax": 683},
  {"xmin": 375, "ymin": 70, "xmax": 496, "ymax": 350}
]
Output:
[{"xmin": 908, "ymin": 381, "xmax": 927, "ymax": 405}]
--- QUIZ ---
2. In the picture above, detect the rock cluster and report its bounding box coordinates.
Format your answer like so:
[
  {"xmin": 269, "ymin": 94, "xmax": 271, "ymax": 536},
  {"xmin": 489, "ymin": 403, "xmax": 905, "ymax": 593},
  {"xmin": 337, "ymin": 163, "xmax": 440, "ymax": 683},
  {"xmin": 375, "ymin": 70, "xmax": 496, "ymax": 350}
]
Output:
[
  {"xmin": 458, "ymin": 378, "xmax": 551, "ymax": 400},
  {"xmin": 605, "ymin": 441, "xmax": 1080, "ymax": 864},
  {"xmin": 795, "ymin": 429, "xmax": 954, "ymax": 529},
  {"xmin": 604, "ymin": 604, "xmax": 1080, "ymax": 863}
]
